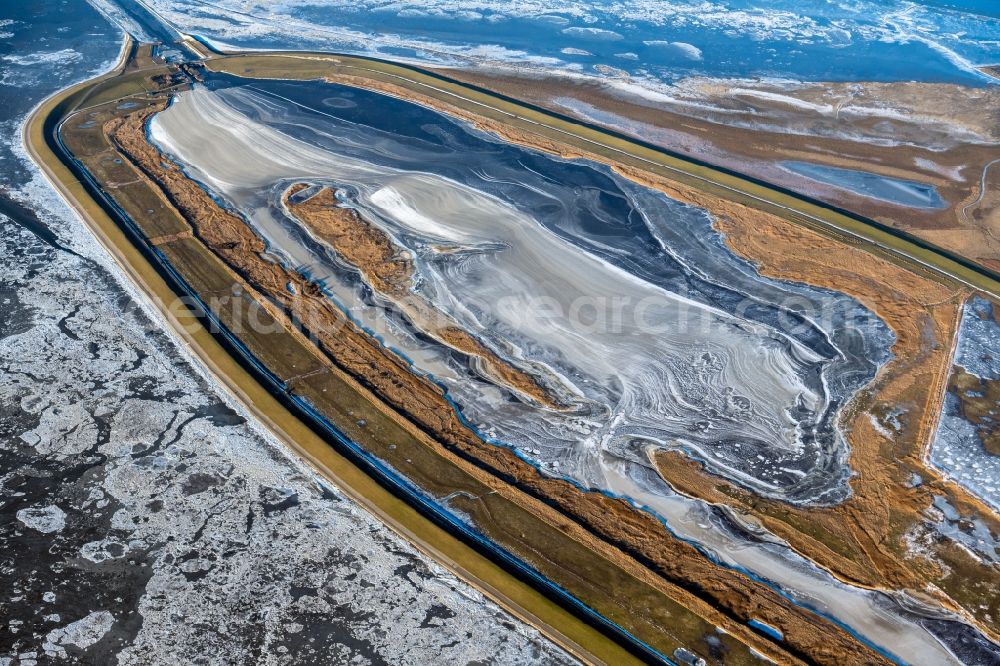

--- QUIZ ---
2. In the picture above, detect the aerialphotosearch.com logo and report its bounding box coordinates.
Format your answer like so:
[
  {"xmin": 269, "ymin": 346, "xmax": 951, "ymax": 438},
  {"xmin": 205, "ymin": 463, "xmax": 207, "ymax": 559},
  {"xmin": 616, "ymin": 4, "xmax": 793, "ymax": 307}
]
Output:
[{"xmin": 121, "ymin": 276, "xmax": 878, "ymax": 356}]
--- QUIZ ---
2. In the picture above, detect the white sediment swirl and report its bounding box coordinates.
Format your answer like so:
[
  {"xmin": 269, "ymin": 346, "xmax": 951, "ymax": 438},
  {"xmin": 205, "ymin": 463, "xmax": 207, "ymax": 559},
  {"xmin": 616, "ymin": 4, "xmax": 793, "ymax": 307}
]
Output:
[{"xmin": 152, "ymin": 84, "xmax": 888, "ymax": 504}]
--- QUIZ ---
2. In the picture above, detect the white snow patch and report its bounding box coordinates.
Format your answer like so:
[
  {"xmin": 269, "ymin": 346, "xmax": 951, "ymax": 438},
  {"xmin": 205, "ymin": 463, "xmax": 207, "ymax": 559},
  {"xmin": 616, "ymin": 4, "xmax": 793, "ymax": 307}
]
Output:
[
  {"xmin": 1, "ymin": 49, "xmax": 82, "ymax": 67},
  {"xmin": 44, "ymin": 611, "xmax": 114, "ymax": 657},
  {"xmin": 643, "ymin": 40, "xmax": 703, "ymax": 61},
  {"xmin": 79, "ymin": 538, "xmax": 129, "ymax": 563},
  {"xmin": 16, "ymin": 505, "xmax": 66, "ymax": 534},
  {"xmin": 728, "ymin": 88, "xmax": 834, "ymax": 113},
  {"xmin": 561, "ymin": 26, "xmax": 623, "ymax": 41}
]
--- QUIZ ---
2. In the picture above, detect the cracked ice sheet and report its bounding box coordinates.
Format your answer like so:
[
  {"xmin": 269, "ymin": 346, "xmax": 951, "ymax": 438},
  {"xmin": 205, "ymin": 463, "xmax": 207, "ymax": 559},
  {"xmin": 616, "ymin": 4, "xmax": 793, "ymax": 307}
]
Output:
[{"xmin": 0, "ymin": 176, "xmax": 573, "ymax": 666}]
